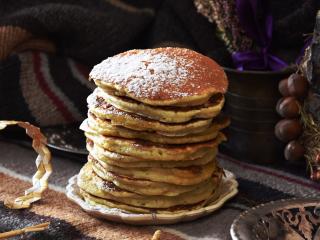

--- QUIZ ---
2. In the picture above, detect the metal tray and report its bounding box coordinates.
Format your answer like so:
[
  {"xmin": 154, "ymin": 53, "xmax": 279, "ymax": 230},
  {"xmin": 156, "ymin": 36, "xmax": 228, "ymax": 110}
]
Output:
[
  {"xmin": 231, "ymin": 198, "xmax": 320, "ymax": 240},
  {"xmin": 43, "ymin": 124, "xmax": 87, "ymax": 155}
]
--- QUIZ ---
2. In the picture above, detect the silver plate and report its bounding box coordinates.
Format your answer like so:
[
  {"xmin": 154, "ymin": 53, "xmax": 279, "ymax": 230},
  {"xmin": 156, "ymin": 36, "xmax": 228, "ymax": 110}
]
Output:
[
  {"xmin": 231, "ymin": 198, "xmax": 320, "ymax": 240},
  {"xmin": 42, "ymin": 124, "xmax": 87, "ymax": 155}
]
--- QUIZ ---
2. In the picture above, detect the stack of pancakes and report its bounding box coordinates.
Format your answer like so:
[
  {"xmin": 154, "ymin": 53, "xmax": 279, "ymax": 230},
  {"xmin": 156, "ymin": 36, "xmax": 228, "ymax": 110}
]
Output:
[{"xmin": 78, "ymin": 47, "xmax": 229, "ymax": 213}]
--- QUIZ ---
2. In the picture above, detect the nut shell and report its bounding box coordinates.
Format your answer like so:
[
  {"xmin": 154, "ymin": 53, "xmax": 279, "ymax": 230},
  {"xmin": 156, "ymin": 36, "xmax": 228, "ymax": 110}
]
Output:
[
  {"xmin": 310, "ymin": 171, "xmax": 320, "ymax": 181},
  {"xmin": 274, "ymin": 119, "xmax": 302, "ymax": 142},
  {"xmin": 278, "ymin": 78, "xmax": 290, "ymax": 97},
  {"xmin": 284, "ymin": 140, "xmax": 305, "ymax": 162},
  {"xmin": 276, "ymin": 97, "xmax": 300, "ymax": 118},
  {"xmin": 287, "ymin": 73, "xmax": 308, "ymax": 98}
]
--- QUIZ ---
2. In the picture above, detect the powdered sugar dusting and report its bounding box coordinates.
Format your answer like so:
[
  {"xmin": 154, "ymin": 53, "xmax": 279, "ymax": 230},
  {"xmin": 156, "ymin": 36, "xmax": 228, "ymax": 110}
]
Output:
[
  {"xmin": 92, "ymin": 50, "xmax": 191, "ymax": 98},
  {"xmin": 90, "ymin": 48, "xmax": 227, "ymax": 100},
  {"xmin": 126, "ymin": 53, "xmax": 192, "ymax": 98}
]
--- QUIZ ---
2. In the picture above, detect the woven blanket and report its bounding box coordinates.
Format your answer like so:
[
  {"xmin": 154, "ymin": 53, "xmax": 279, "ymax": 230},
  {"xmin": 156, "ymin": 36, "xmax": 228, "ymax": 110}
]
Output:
[
  {"xmin": 1, "ymin": 141, "xmax": 319, "ymax": 240},
  {"xmin": 0, "ymin": 0, "xmax": 319, "ymax": 127}
]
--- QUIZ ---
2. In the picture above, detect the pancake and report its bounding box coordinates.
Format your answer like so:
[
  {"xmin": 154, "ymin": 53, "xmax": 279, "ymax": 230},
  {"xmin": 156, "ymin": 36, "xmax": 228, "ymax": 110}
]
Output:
[
  {"xmin": 92, "ymin": 164, "xmax": 222, "ymax": 196},
  {"xmin": 78, "ymin": 162, "xmax": 220, "ymax": 208},
  {"xmin": 85, "ymin": 131, "xmax": 226, "ymax": 161},
  {"xmin": 84, "ymin": 114, "xmax": 229, "ymax": 144},
  {"xmin": 91, "ymin": 155, "xmax": 217, "ymax": 185},
  {"xmin": 76, "ymin": 47, "xmax": 230, "ymax": 216},
  {"xmin": 89, "ymin": 47, "xmax": 228, "ymax": 107},
  {"xmin": 80, "ymin": 189, "xmax": 221, "ymax": 214},
  {"xmin": 78, "ymin": 162, "xmax": 138, "ymax": 198},
  {"xmin": 95, "ymin": 88, "xmax": 225, "ymax": 123},
  {"xmin": 87, "ymin": 94, "xmax": 212, "ymax": 136},
  {"xmin": 87, "ymin": 141, "xmax": 217, "ymax": 168}
]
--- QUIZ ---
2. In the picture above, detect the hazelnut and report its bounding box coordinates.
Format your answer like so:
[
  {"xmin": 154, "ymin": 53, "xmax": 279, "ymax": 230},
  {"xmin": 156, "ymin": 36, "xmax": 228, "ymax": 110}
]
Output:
[
  {"xmin": 275, "ymin": 119, "xmax": 302, "ymax": 142},
  {"xmin": 276, "ymin": 97, "xmax": 300, "ymax": 118},
  {"xmin": 284, "ymin": 140, "xmax": 305, "ymax": 162},
  {"xmin": 278, "ymin": 78, "xmax": 290, "ymax": 97},
  {"xmin": 310, "ymin": 170, "xmax": 320, "ymax": 181},
  {"xmin": 287, "ymin": 73, "xmax": 308, "ymax": 98}
]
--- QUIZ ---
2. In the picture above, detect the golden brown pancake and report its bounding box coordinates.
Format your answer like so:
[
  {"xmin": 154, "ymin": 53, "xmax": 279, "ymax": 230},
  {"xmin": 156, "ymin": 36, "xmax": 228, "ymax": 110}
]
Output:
[
  {"xmin": 92, "ymin": 163, "xmax": 223, "ymax": 196},
  {"xmin": 87, "ymin": 141, "xmax": 217, "ymax": 168},
  {"xmin": 84, "ymin": 113, "xmax": 229, "ymax": 144},
  {"xmin": 91, "ymin": 155, "xmax": 217, "ymax": 185},
  {"xmin": 84, "ymin": 131, "xmax": 226, "ymax": 161},
  {"xmin": 80, "ymin": 179, "xmax": 222, "ymax": 214},
  {"xmin": 87, "ymin": 94, "xmax": 213, "ymax": 136},
  {"xmin": 89, "ymin": 47, "xmax": 228, "ymax": 107},
  {"xmin": 95, "ymin": 88, "xmax": 225, "ymax": 123},
  {"xmin": 78, "ymin": 162, "xmax": 220, "ymax": 208},
  {"xmin": 80, "ymin": 189, "xmax": 221, "ymax": 214},
  {"xmin": 78, "ymin": 162, "xmax": 137, "ymax": 198},
  {"xmin": 77, "ymin": 47, "xmax": 229, "ymax": 215}
]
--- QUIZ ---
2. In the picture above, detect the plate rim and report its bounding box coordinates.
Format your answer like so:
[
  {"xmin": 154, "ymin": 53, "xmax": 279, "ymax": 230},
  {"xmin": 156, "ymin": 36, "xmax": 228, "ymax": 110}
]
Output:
[
  {"xmin": 46, "ymin": 142, "xmax": 88, "ymax": 155},
  {"xmin": 66, "ymin": 170, "xmax": 238, "ymax": 225}
]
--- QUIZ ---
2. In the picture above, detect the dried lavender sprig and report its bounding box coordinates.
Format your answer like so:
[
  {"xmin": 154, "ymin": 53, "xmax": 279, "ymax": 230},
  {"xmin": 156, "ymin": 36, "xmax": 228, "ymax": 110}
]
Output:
[{"xmin": 194, "ymin": 0, "xmax": 253, "ymax": 52}]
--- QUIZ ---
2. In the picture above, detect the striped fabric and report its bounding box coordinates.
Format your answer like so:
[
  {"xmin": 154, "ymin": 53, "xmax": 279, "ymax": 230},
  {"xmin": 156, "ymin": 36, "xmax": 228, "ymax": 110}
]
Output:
[
  {"xmin": 0, "ymin": 140, "xmax": 319, "ymax": 240},
  {"xmin": 1, "ymin": 51, "xmax": 92, "ymax": 126},
  {"xmin": 219, "ymin": 154, "xmax": 320, "ymax": 198}
]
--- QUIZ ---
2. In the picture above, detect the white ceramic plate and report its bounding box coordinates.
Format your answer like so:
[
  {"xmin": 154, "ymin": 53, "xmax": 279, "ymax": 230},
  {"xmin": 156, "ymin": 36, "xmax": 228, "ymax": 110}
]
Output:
[{"xmin": 66, "ymin": 170, "xmax": 238, "ymax": 225}]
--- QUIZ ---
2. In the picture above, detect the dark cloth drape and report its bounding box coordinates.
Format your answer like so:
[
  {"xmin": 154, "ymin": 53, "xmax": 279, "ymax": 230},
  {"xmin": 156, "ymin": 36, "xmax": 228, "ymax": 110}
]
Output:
[{"xmin": 0, "ymin": 0, "xmax": 318, "ymax": 126}]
